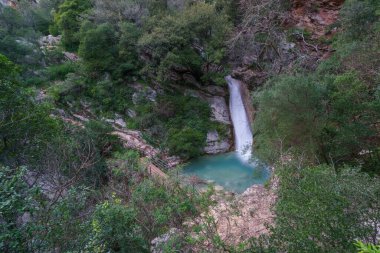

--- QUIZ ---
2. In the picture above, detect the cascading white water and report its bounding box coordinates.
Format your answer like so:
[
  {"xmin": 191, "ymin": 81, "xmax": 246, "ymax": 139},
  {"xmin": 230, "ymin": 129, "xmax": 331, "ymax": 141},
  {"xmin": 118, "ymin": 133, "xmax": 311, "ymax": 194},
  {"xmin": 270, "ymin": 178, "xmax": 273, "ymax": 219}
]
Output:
[{"xmin": 226, "ymin": 76, "xmax": 253, "ymax": 161}]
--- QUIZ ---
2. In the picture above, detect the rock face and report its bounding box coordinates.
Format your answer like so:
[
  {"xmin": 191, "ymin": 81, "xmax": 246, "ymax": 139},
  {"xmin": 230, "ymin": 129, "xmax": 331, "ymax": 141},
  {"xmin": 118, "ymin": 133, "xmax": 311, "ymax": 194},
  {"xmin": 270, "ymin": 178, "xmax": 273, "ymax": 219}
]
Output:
[
  {"xmin": 184, "ymin": 87, "xmax": 233, "ymax": 154},
  {"xmin": 209, "ymin": 176, "xmax": 278, "ymax": 245},
  {"xmin": 131, "ymin": 83, "xmax": 157, "ymax": 104},
  {"xmin": 206, "ymin": 96, "xmax": 231, "ymax": 125},
  {"xmin": 204, "ymin": 130, "xmax": 231, "ymax": 154},
  {"xmin": 203, "ymin": 94, "xmax": 233, "ymax": 154},
  {"xmin": 0, "ymin": 0, "xmax": 16, "ymax": 7},
  {"xmin": 290, "ymin": 0, "xmax": 344, "ymax": 39}
]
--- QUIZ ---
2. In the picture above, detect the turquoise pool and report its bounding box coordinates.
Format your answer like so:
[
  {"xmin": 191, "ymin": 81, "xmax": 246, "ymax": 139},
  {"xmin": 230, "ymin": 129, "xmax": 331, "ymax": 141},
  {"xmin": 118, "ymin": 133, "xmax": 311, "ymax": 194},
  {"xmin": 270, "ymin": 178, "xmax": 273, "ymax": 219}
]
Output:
[{"xmin": 183, "ymin": 152, "xmax": 271, "ymax": 194}]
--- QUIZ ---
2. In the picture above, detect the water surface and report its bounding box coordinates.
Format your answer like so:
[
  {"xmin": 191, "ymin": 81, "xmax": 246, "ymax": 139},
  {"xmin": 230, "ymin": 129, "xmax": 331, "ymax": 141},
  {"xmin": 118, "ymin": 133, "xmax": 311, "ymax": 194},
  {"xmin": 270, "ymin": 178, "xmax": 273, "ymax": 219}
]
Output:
[{"xmin": 183, "ymin": 153, "xmax": 270, "ymax": 194}]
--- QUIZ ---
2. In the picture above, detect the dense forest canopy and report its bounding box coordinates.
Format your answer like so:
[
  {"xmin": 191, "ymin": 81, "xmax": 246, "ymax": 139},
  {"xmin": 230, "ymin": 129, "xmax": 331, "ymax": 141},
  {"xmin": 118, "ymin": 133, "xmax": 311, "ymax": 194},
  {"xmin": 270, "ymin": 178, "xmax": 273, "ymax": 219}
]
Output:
[{"xmin": 0, "ymin": 0, "xmax": 379, "ymax": 252}]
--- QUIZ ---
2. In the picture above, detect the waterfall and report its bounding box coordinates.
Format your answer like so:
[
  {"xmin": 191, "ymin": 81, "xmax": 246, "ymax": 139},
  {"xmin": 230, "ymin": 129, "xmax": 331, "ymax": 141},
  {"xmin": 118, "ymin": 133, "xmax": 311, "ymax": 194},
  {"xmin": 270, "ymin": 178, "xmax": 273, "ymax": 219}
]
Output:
[{"xmin": 226, "ymin": 76, "xmax": 253, "ymax": 161}]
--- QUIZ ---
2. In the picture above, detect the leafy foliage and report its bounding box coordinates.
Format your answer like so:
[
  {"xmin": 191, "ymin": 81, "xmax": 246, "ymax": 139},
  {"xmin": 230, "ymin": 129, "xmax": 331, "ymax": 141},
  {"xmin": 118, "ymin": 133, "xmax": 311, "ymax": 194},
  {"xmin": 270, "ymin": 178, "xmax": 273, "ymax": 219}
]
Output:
[
  {"xmin": 0, "ymin": 166, "xmax": 38, "ymax": 252},
  {"xmin": 78, "ymin": 23, "xmax": 118, "ymax": 73},
  {"xmin": 253, "ymin": 0, "xmax": 380, "ymax": 172},
  {"xmin": 355, "ymin": 241, "xmax": 380, "ymax": 253},
  {"xmin": 139, "ymin": 1, "xmax": 232, "ymax": 85},
  {"xmin": 270, "ymin": 165, "xmax": 380, "ymax": 253},
  {"xmin": 51, "ymin": 0, "xmax": 91, "ymax": 51}
]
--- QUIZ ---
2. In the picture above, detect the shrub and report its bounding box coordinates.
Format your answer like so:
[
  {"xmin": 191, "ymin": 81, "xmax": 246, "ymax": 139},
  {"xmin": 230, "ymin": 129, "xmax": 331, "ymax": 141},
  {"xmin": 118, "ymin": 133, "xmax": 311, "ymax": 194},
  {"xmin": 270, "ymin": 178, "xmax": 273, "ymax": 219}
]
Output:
[
  {"xmin": 46, "ymin": 62, "xmax": 76, "ymax": 80},
  {"xmin": 78, "ymin": 23, "xmax": 118, "ymax": 73},
  {"xmin": 271, "ymin": 165, "xmax": 380, "ymax": 252},
  {"xmin": 51, "ymin": 0, "xmax": 91, "ymax": 51}
]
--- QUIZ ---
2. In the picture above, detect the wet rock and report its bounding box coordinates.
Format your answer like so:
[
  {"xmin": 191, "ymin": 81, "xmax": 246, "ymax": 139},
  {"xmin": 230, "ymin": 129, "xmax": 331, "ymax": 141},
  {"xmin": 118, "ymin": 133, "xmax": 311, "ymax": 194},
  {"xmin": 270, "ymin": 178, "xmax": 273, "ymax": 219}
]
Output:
[
  {"xmin": 232, "ymin": 67, "xmax": 267, "ymax": 87},
  {"xmin": 204, "ymin": 130, "xmax": 231, "ymax": 154}
]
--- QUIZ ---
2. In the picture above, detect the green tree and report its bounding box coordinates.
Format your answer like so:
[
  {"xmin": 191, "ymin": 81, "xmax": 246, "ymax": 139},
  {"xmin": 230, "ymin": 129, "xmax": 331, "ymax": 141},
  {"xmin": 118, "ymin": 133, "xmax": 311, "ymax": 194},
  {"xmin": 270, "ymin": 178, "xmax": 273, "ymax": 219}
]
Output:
[
  {"xmin": 115, "ymin": 21, "xmax": 142, "ymax": 78},
  {"xmin": 253, "ymin": 74, "xmax": 326, "ymax": 163},
  {"xmin": 0, "ymin": 54, "xmax": 59, "ymax": 162},
  {"xmin": 78, "ymin": 23, "xmax": 118, "ymax": 73},
  {"xmin": 0, "ymin": 166, "xmax": 40, "ymax": 252},
  {"xmin": 87, "ymin": 198, "xmax": 147, "ymax": 252},
  {"xmin": 51, "ymin": 0, "xmax": 91, "ymax": 51},
  {"xmin": 270, "ymin": 165, "xmax": 380, "ymax": 253},
  {"xmin": 139, "ymin": 2, "xmax": 231, "ymax": 85}
]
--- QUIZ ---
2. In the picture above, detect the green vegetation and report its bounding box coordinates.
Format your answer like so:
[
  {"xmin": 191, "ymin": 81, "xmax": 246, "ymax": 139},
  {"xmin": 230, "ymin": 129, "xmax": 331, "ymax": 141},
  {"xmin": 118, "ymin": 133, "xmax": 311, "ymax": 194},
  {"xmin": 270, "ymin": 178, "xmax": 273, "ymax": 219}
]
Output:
[
  {"xmin": 253, "ymin": 0, "xmax": 380, "ymax": 173},
  {"xmin": 249, "ymin": 0, "xmax": 380, "ymax": 252},
  {"xmin": 355, "ymin": 241, "xmax": 380, "ymax": 253},
  {"xmin": 0, "ymin": 0, "xmax": 379, "ymax": 252},
  {"xmin": 50, "ymin": 0, "xmax": 91, "ymax": 51},
  {"xmin": 270, "ymin": 164, "xmax": 380, "ymax": 252}
]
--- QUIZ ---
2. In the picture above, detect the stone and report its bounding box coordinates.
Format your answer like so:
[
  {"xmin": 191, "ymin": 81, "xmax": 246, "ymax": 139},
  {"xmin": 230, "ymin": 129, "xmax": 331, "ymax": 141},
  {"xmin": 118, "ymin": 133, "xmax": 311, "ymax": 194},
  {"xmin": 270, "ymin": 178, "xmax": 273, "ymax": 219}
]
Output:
[
  {"xmin": 63, "ymin": 52, "xmax": 79, "ymax": 61},
  {"xmin": 36, "ymin": 89, "xmax": 47, "ymax": 102},
  {"xmin": 206, "ymin": 96, "xmax": 231, "ymax": 124},
  {"xmin": 204, "ymin": 130, "xmax": 231, "ymax": 154},
  {"xmin": 127, "ymin": 109, "xmax": 137, "ymax": 118},
  {"xmin": 114, "ymin": 117, "xmax": 126, "ymax": 128},
  {"xmin": 214, "ymin": 185, "xmax": 224, "ymax": 191},
  {"xmin": 39, "ymin": 35, "xmax": 61, "ymax": 48},
  {"xmin": 208, "ymin": 177, "xmax": 278, "ymax": 245},
  {"xmin": 132, "ymin": 86, "xmax": 157, "ymax": 104}
]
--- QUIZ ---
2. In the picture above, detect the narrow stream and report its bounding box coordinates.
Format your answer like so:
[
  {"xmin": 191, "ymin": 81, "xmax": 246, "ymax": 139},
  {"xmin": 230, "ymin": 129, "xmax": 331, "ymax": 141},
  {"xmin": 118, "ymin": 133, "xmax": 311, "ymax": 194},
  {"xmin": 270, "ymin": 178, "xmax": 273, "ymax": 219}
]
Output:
[{"xmin": 183, "ymin": 76, "xmax": 270, "ymax": 193}]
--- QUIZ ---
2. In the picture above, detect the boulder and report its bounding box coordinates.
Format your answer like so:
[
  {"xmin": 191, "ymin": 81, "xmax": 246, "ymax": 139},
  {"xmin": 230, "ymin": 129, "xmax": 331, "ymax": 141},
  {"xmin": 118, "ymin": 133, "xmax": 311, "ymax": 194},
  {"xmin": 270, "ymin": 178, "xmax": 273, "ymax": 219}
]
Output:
[
  {"xmin": 39, "ymin": 35, "xmax": 61, "ymax": 49},
  {"xmin": 126, "ymin": 109, "xmax": 137, "ymax": 118},
  {"xmin": 114, "ymin": 117, "xmax": 127, "ymax": 128},
  {"xmin": 132, "ymin": 86, "xmax": 157, "ymax": 104},
  {"xmin": 204, "ymin": 130, "xmax": 231, "ymax": 154},
  {"xmin": 63, "ymin": 52, "xmax": 79, "ymax": 62}
]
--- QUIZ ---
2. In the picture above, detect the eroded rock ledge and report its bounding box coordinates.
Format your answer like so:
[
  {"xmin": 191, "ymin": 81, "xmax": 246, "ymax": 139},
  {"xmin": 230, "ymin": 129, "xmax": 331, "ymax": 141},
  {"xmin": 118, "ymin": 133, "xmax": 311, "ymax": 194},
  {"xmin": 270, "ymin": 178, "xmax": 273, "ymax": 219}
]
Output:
[{"xmin": 210, "ymin": 175, "xmax": 278, "ymax": 245}]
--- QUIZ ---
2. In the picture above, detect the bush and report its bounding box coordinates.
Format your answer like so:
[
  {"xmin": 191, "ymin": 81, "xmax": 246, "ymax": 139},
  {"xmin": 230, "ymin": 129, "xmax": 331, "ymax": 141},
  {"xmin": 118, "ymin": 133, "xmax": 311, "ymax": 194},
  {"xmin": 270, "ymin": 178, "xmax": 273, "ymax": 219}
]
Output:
[
  {"xmin": 51, "ymin": 0, "xmax": 91, "ymax": 51},
  {"xmin": 168, "ymin": 127, "xmax": 205, "ymax": 158},
  {"xmin": 78, "ymin": 22, "xmax": 118, "ymax": 73},
  {"xmin": 46, "ymin": 62, "xmax": 76, "ymax": 80},
  {"xmin": 270, "ymin": 165, "xmax": 380, "ymax": 252},
  {"xmin": 0, "ymin": 166, "xmax": 39, "ymax": 252},
  {"xmin": 87, "ymin": 198, "xmax": 147, "ymax": 252},
  {"xmin": 253, "ymin": 74, "xmax": 326, "ymax": 163},
  {"xmin": 139, "ymin": 1, "xmax": 231, "ymax": 85},
  {"xmin": 161, "ymin": 95, "xmax": 212, "ymax": 158}
]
